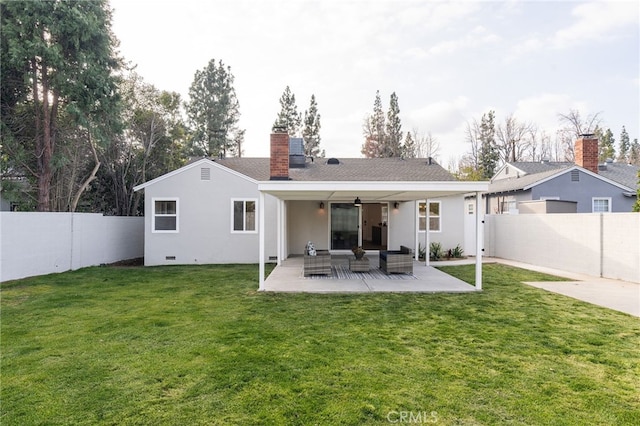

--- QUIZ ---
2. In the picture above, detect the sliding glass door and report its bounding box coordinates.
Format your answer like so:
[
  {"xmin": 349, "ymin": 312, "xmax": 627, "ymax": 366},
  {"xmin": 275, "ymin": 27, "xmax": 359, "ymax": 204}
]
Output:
[{"xmin": 330, "ymin": 203, "xmax": 359, "ymax": 250}]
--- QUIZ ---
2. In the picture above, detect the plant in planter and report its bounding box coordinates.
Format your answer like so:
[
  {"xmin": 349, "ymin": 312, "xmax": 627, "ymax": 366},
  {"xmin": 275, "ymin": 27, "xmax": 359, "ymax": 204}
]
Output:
[
  {"xmin": 352, "ymin": 246, "xmax": 366, "ymax": 260},
  {"xmin": 429, "ymin": 242, "xmax": 443, "ymax": 261}
]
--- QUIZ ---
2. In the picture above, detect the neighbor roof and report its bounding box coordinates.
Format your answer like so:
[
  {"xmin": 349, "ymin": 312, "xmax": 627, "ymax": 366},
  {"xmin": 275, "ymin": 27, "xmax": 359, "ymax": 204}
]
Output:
[
  {"xmin": 216, "ymin": 157, "xmax": 457, "ymax": 182},
  {"xmin": 487, "ymin": 161, "xmax": 639, "ymax": 195}
]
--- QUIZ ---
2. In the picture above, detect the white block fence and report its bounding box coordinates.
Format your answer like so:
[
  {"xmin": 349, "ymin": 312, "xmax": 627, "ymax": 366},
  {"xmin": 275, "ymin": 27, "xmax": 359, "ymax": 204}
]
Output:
[
  {"xmin": 0, "ymin": 212, "xmax": 144, "ymax": 282},
  {"xmin": 485, "ymin": 213, "xmax": 640, "ymax": 283}
]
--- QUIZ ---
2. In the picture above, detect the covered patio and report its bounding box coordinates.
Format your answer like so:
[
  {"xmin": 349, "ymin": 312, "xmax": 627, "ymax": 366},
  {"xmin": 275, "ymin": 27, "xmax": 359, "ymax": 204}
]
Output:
[
  {"xmin": 257, "ymin": 180, "xmax": 489, "ymax": 292},
  {"xmin": 263, "ymin": 255, "xmax": 478, "ymax": 293}
]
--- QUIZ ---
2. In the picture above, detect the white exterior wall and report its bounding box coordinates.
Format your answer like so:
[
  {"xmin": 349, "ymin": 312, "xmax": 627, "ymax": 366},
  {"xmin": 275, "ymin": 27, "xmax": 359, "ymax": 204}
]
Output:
[
  {"xmin": 0, "ymin": 212, "xmax": 143, "ymax": 282},
  {"xmin": 287, "ymin": 201, "xmax": 329, "ymax": 253},
  {"xmin": 142, "ymin": 162, "xmax": 278, "ymax": 266},
  {"xmin": 485, "ymin": 213, "xmax": 640, "ymax": 283}
]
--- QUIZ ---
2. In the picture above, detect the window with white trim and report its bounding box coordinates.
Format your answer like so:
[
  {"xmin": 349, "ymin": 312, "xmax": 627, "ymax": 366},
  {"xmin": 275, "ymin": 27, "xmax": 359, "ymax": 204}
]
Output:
[
  {"xmin": 418, "ymin": 201, "xmax": 441, "ymax": 232},
  {"xmin": 153, "ymin": 198, "xmax": 178, "ymax": 232},
  {"xmin": 592, "ymin": 197, "xmax": 611, "ymax": 213},
  {"xmin": 232, "ymin": 199, "xmax": 257, "ymax": 232}
]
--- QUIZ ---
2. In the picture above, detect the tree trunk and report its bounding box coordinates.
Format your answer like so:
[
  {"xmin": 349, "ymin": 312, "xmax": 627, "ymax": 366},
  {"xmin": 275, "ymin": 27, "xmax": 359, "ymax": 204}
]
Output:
[
  {"xmin": 70, "ymin": 132, "xmax": 101, "ymax": 212},
  {"xmin": 38, "ymin": 63, "xmax": 53, "ymax": 211}
]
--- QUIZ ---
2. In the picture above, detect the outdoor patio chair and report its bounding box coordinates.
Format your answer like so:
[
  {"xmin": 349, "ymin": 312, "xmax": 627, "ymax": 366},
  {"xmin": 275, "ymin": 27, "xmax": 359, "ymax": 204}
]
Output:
[
  {"xmin": 379, "ymin": 245, "xmax": 413, "ymax": 274},
  {"xmin": 304, "ymin": 249, "xmax": 331, "ymax": 276}
]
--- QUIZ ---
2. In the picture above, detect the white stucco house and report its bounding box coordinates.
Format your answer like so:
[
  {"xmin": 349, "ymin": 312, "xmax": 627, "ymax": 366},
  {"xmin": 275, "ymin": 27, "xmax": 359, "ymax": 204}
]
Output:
[{"xmin": 134, "ymin": 132, "xmax": 488, "ymax": 289}]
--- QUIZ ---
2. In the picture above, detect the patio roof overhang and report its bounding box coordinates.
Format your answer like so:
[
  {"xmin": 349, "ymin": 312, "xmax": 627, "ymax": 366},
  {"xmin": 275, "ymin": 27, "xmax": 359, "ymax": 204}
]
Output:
[
  {"xmin": 257, "ymin": 180, "xmax": 489, "ymax": 293},
  {"xmin": 258, "ymin": 180, "xmax": 489, "ymax": 201}
]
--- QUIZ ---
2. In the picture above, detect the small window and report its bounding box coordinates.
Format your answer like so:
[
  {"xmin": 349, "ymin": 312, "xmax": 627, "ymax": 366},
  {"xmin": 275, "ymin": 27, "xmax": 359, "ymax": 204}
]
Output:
[
  {"xmin": 592, "ymin": 198, "xmax": 611, "ymax": 213},
  {"xmin": 418, "ymin": 201, "xmax": 441, "ymax": 232},
  {"xmin": 153, "ymin": 198, "xmax": 178, "ymax": 232},
  {"xmin": 501, "ymin": 200, "xmax": 517, "ymax": 214},
  {"xmin": 232, "ymin": 199, "xmax": 257, "ymax": 233}
]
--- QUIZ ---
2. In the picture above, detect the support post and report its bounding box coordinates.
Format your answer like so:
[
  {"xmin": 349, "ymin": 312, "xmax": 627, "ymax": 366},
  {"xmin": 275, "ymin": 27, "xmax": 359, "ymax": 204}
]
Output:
[
  {"xmin": 475, "ymin": 192, "xmax": 483, "ymax": 290},
  {"xmin": 425, "ymin": 199, "xmax": 430, "ymax": 267},
  {"xmin": 259, "ymin": 191, "xmax": 266, "ymax": 291},
  {"xmin": 276, "ymin": 198, "xmax": 282, "ymax": 266}
]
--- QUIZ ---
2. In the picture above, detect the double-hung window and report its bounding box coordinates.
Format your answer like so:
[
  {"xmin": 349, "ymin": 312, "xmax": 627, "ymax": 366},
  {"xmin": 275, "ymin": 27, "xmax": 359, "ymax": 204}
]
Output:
[
  {"xmin": 153, "ymin": 198, "xmax": 178, "ymax": 232},
  {"xmin": 418, "ymin": 201, "xmax": 441, "ymax": 232},
  {"xmin": 232, "ymin": 199, "xmax": 257, "ymax": 233},
  {"xmin": 592, "ymin": 197, "xmax": 611, "ymax": 213}
]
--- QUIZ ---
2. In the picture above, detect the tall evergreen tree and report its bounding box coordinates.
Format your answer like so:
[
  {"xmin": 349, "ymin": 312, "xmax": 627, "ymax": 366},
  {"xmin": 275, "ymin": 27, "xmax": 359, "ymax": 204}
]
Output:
[
  {"xmin": 402, "ymin": 131, "xmax": 416, "ymax": 158},
  {"xmin": 384, "ymin": 92, "xmax": 402, "ymax": 157},
  {"xmin": 302, "ymin": 94, "xmax": 322, "ymax": 157},
  {"xmin": 186, "ymin": 59, "xmax": 243, "ymax": 157},
  {"xmin": 618, "ymin": 126, "xmax": 630, "ymax": 163},
  {"xmin": 1, "ymin": 0, "xmax": 122, "ymax": 211},
  {"xmin": 272, "ymin": 86, "xmax": 301, "ymax": 137},
  {"xmin": 596, "ymin": 127, "xmax": 615, "ymax": 162},
  {"xmin": 361, "ymin": 90, "xmax": 386, "ymax": 158},
  {"xmin": 478, "ymin": 110, "xmax": 499, "ymax": 179}
]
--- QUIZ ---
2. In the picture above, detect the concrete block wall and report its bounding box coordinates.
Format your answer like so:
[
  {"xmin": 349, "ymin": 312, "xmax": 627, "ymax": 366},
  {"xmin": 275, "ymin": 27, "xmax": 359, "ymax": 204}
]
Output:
[
  {"xmin": 0, "ymin": 213, "xmax": 144, "ymax": 282},
  {"xmin": 485, "ymin": 213, "xmax": 640, "ymax": 283}
]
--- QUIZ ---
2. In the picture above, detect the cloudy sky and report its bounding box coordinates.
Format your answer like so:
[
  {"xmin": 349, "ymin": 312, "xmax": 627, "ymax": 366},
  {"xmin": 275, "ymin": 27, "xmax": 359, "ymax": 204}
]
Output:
[{"xmin": 110, "ymin": 0, "xmax": 639, "ymax": 164}]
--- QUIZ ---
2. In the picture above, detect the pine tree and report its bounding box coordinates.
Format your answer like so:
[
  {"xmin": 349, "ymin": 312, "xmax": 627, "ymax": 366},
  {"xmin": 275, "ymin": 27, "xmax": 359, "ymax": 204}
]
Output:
[
  {"xmin": 478, "ymin": 110, "xmax": 499, "ymax": 179},
  {"xmin": 597, "ymin": 127, "xmax": 615, "ymax": 162},
  {"xmin": 1, "ymin": 0, "xmax": 122, "ymax": 211},
  {"xmin": 402, "ymin": 131, "xmax": 416, "ymax": 158},
  {"xmin": 272, "ymin": 86, "xmax": 301, "ymax": 136},
  {"xmin": 186, "ymin": 59, "xmax": 243, "ymax": 157},
  {"xmin": 618, "ymin": 126, "xmax": 630, "ymax": 163},
  {"xmin": 384, "ymin": 92, "xmax": 402, "ymax": 157},
  {"xmin": 302, "ymin": 94, "xmax": 322, "ymax": 157},
  {"xmin": 361, "ymin": 90, "xmax": 386, "ymax": 158}
]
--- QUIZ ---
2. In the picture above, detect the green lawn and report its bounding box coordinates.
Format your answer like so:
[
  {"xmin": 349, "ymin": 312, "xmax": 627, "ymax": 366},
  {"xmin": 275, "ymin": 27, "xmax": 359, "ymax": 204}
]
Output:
[{"xmin": 2, "ymin": 264, "xmax": 639, "ymax": 425}]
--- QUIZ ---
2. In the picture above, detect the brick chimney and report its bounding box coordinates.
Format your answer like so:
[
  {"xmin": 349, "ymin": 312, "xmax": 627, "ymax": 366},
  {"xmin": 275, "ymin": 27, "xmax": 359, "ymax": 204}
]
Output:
[
  {"xmin": 270, "ymin": 131, "xmax": 290, "ymax": 180},
  {"xmin": 575, "ymin": 134, "xmax": 599, "ymax": 174}
]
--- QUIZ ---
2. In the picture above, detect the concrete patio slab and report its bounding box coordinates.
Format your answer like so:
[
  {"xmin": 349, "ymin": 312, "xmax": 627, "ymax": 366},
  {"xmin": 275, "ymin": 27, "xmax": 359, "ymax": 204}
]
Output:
[{"xmin": 263, "ymin": 256, "xmax": 478, "ymax": 293}]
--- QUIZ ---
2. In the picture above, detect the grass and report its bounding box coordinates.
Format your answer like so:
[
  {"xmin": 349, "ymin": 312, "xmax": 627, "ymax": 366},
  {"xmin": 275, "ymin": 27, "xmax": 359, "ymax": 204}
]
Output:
[{"xmin": 1, "ymin": 263, "xmax": 639, "ymax": 425}]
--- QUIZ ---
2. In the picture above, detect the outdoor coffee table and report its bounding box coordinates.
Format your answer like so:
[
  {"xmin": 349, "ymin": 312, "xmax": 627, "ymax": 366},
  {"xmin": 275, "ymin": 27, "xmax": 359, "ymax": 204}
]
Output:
[{"xmin": 349, "ymin": 256, "xmax": 370, "ymax": 272}]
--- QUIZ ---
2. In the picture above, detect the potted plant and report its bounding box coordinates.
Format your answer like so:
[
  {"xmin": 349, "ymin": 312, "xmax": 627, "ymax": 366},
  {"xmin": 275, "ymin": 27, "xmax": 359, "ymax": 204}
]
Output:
[{"xmin": 352, "ymin": 246, "xmax": 366, "ymax": 260}]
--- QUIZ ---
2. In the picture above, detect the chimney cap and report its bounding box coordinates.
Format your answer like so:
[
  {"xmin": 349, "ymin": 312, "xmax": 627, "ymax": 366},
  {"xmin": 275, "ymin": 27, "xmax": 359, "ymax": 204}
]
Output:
[
  {"xmin": 272, "ymin": 125, "xmax": 288, "ymax": 133},
  {"xmin": 579, "ymin": 133, "xmax": 595, "ymax": 138}
]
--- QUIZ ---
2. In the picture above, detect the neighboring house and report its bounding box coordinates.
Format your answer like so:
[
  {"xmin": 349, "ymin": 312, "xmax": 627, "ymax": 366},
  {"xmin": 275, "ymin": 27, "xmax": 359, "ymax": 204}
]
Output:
[
  {"xmin": 134, "ymin": 132, "xmax": 488, "ymax": 288},
  {"xmin": 484, "ymin": 135, "xmax": 639, "ymax": 214}
]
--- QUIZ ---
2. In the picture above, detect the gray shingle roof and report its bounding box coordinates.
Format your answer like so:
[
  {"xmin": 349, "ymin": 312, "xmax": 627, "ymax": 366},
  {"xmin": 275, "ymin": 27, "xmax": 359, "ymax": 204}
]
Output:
[
  {"xmin": 488, "ymin": 167, "xmax": 572, "ymax": 194},
  {"xmin": 488, "ymin": 161, "xmax": 639, "ymax": 194},
  {"xmin": 598, "ymin": 163, "xmax": 639, "ymax": 190},
  {"xmin": 215, "ymin": 157, "xmax": 457, "ymax": 182}
]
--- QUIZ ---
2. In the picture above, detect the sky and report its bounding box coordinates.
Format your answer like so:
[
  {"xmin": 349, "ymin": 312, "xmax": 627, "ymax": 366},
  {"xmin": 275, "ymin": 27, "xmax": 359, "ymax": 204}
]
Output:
[{"xmin": 110, "ymin": 0, "xmax": 639, "ymax": 165}]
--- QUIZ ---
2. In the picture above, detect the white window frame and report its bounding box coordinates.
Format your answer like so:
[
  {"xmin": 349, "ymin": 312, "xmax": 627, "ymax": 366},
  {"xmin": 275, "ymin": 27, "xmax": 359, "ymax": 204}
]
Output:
[
  {"xmin": 592, "ymin": 197, "xmax": 611, "ymax": 213},
  {"xmin": 418, "ymin": 201, "xmax": 441, "ymax": 233},
  {"xmin": 231, "ymin": 198, "xmax": 258, "ymax": 233},
  {"xmin": 152, "ymin": 197, "xmax": 179, "ymax": 233}
]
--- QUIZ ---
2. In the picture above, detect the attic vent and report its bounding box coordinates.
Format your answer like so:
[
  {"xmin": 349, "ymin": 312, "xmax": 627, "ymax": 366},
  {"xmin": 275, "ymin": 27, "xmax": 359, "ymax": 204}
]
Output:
[
  {"xmin": 201, "ymin": 168, "xmax": 211, "ymax": 180},
  {"xmin": 571, "ymin": 170, "xmax": 579, "ymax": 182},
  {"xmin": 327, "ymin": 158, "xmax": 340, "ymax": 165}
]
